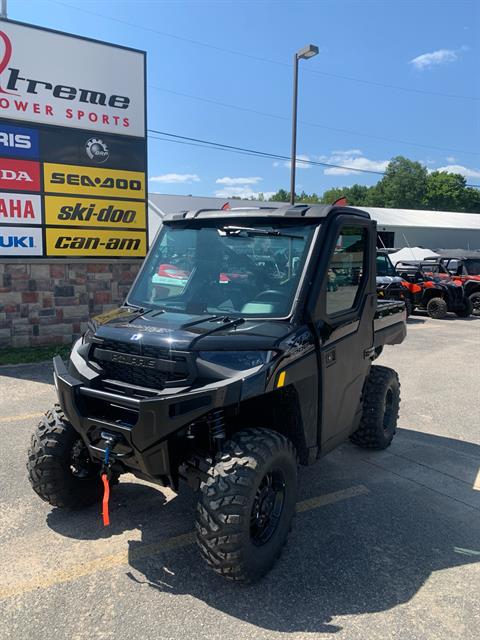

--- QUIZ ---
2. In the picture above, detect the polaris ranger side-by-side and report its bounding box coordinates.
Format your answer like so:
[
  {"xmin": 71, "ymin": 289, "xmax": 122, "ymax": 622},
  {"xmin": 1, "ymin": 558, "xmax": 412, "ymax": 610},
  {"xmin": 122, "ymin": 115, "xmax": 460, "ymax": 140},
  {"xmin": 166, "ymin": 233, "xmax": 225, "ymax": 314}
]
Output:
[{"xmin": 28, "ymin": 204, "xmax": 406, "ymax": 583}]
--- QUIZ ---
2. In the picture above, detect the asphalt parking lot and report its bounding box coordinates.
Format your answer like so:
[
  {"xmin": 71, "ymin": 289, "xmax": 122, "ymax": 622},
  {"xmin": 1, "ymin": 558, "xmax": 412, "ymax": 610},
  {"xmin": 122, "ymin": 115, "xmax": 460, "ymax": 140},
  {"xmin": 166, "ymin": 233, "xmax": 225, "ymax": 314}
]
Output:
[{"xmin": 0, "ymin": 315, "xmax": 479, "ymax": 640}]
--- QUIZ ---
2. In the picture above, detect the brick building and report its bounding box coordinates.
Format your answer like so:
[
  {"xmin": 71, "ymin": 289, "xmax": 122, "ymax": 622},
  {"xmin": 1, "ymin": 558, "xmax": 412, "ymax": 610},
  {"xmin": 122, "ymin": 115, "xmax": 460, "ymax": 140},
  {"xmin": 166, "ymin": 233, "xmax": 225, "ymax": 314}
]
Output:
[{"xmin": 0, "ymin": 260, "xmax": 141, "ymax": 348}]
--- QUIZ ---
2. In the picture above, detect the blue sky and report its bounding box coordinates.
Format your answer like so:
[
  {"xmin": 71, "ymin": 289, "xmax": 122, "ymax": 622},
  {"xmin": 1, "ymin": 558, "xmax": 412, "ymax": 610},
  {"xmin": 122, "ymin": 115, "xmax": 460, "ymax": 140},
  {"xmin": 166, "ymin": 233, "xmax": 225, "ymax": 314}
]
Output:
[{"xmin": 8, "ymin": 0, "xmax": 480, "ymax": 198}]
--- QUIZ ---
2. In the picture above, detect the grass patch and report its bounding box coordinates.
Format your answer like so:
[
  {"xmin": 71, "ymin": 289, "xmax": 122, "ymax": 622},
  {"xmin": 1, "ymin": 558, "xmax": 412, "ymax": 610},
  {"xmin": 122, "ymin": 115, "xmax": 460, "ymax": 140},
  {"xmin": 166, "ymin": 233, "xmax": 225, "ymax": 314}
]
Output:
[{"xmin": 0, "ymin": 344, "xmax": 71, "ymax": 366}]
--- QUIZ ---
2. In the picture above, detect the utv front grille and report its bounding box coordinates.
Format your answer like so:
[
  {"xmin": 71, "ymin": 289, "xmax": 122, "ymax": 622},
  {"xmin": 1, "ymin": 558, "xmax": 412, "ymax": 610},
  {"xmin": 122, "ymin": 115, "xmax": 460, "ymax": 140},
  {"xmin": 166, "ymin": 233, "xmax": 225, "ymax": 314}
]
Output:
[{"xmin": 91, "ymin": 340, "xmax": 194, "ymax": 390}]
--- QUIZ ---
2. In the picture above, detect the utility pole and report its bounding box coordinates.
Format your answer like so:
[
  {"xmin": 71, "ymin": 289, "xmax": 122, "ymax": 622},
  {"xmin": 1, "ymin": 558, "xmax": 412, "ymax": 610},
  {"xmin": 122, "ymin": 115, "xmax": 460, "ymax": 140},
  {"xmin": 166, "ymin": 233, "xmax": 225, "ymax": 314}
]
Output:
[{"xmin": 0, "ymin": 1, "xmax": 7, "ymax": 19}]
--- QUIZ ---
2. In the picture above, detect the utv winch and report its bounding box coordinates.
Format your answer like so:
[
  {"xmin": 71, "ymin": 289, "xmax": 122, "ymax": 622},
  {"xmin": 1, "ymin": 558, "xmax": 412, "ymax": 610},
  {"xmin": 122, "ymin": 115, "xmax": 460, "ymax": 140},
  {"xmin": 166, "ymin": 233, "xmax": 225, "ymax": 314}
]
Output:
[{"xmin": 28, "ymin": 203, "xmax": 406, "ymax": 583}]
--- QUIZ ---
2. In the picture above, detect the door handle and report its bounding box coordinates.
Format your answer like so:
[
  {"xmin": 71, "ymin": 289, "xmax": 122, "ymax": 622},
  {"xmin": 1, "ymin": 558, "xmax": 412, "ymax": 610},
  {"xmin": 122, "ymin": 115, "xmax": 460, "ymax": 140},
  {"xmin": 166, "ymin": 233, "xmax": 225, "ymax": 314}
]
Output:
[{"xmin": 325, "ymin": 348, "xmax": 336, "ymax": 366}]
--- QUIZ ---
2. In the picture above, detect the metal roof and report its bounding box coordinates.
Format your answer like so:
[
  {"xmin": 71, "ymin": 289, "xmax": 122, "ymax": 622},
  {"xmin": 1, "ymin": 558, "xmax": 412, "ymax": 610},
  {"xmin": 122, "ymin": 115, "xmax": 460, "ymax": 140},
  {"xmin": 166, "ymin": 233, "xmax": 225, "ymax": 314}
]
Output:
[{"xmin": 148, "ymin": 193, "xmax": 480, "ymax": 230}]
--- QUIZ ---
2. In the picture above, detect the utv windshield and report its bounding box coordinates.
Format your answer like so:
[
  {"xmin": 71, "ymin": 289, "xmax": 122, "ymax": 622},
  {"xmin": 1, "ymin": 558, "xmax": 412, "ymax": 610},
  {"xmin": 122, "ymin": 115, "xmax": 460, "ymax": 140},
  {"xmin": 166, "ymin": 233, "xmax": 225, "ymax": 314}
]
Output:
[
  {"xmin": 465, "ymin": 259, "xmax": 480, "ymax": 275},
  {"xmin": 128, "ymin": 220, "xmax": 316, "ymax": 317}
]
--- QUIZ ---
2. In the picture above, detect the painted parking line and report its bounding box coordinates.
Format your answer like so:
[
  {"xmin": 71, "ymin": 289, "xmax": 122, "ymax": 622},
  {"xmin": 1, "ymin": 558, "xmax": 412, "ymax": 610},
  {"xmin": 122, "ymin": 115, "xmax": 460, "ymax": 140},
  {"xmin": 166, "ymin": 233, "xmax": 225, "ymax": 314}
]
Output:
[
  {"xmin": 0, "ymin": 484, "xmax": 369, "ymax": 600},
  {"xmin": 474, "ymin": 468, "xmax": 480, "ymax": 491},
  {"xmin": 0, "ymin": 412, "xmax": 44, "ymax": 424}
]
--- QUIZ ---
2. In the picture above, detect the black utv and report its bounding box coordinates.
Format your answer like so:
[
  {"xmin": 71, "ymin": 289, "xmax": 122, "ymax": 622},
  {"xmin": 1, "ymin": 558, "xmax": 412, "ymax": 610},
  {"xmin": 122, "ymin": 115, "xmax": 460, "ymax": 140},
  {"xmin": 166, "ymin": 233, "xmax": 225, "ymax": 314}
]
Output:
[{"xmin": 28, "ymin": 204, "xmax": 406, "ymax": 583}]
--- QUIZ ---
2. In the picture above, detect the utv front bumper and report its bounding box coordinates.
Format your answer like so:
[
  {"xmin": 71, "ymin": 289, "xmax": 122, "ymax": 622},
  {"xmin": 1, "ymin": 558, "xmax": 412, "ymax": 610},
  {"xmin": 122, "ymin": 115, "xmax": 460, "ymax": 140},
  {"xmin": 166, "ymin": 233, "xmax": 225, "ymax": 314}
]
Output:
[{"xmin": 53, "ymin": 356, "xmax": 246, "ymax": 487}]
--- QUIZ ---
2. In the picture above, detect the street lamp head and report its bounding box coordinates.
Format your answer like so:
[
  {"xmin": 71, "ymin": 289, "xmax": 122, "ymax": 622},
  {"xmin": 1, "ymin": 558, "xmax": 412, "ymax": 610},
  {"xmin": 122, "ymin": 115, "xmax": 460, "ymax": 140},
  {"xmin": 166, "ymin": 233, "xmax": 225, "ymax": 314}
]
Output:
[{"xmin": 297, "ymin": 44, "xmax": 319, "ymax": 60}]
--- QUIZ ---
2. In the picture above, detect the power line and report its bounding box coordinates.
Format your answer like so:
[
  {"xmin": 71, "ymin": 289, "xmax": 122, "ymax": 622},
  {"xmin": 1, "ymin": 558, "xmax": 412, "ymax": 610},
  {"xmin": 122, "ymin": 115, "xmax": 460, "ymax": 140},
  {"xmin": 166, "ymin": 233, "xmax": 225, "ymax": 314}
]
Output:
[
  {"xmin": 49, "ymin": 0, "xmax": 479, "ymax": 102},
  {"xmin": 150, "ymin": 84, "xmax": 480, "ymax": 156},
  {"xmin": 147, "ymin": 129, "xmax": 385, "ymax": 175},
  {"xmin": 147, "ymin": 129, "xmax": 480, "ymax": 189}
]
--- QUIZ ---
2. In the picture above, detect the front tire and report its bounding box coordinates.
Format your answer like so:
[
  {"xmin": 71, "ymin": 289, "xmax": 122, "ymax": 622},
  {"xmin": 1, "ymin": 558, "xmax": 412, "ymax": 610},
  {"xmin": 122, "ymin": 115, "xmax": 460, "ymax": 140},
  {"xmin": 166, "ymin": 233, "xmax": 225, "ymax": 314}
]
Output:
[
  {"xmin": 426, "ymin": 297, "xmax": 448, "ymax": 319},
  {"xmin": 27, "ymin": 404, "xmax": 105, "ymax": 508},
  {"xmin": 350, "ymin": 365, "xmax": 400, "ymax": 450},
  {"xmin": 196, "ymin": 428, "xmax": 297, "ymax": 583}
]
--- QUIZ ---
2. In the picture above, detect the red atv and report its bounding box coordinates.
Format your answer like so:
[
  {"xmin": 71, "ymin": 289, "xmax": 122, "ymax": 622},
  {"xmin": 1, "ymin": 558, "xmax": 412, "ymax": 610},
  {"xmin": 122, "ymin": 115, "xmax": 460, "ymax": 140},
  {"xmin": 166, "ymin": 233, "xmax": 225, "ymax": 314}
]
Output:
[
  {"xmin": 395, "ymin": 261, "xmax": 472, "ymax": 319},
  {"xmin": 422, "ymin": 254, "xmax": 480, "ymax": 317}
]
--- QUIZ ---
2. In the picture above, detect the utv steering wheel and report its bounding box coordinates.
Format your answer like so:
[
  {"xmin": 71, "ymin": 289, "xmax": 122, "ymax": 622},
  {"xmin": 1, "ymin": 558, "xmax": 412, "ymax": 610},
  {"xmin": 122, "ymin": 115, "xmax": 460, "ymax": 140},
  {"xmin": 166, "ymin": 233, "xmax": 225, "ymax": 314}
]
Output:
[{"xmin": 254, "ymin": 290, "xmax": 284, "ymax": 303}]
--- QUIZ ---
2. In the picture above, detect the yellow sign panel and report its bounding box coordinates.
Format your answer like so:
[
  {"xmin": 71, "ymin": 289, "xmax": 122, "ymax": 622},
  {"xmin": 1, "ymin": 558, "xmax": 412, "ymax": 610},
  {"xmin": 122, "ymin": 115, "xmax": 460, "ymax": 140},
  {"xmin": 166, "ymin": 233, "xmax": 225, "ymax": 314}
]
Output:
[
  {"xmin": 44, "ymin": 196, "xmax": 146, "ymax": 229},
  {"xmin": 43, "ymin": 163, "xmax": 145, "ymax": 199},
  {"xmin": 46, "ymin": 228, "xmax": 147, "ymax": 257}
]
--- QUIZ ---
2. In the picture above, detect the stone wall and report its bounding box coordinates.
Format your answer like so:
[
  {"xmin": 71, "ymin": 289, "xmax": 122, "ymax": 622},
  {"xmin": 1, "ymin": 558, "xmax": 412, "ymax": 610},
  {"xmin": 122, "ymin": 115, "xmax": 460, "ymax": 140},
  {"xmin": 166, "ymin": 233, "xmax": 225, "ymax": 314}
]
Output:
[{"xmin": 0, "ymin": 260, "xmax": 142, "ymax": 348}]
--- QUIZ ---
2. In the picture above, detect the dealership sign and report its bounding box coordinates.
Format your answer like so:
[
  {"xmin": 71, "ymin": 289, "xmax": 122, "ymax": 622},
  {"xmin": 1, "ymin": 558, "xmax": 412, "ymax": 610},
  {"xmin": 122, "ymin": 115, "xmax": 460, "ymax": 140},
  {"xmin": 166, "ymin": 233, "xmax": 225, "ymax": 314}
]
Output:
[{"xmin": 0, "ymin": 19, "xmax": 147, "ymax": 259}]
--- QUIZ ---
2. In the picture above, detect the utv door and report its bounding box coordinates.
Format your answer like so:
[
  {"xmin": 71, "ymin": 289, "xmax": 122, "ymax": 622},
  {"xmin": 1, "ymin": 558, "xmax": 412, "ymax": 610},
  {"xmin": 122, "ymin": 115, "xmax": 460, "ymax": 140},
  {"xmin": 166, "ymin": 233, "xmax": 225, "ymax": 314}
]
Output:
[{"xmin": 310, "ymin": 217, "xmax": 376, "ymax": 453}]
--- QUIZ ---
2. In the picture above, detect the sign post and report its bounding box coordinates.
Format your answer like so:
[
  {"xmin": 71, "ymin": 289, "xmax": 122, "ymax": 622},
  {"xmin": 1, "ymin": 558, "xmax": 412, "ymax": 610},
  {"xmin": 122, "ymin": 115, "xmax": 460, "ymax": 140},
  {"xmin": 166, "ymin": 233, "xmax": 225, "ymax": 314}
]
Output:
[{"xmin": 0, "ymin": 19, "xmax": 147, "ymax": 259}]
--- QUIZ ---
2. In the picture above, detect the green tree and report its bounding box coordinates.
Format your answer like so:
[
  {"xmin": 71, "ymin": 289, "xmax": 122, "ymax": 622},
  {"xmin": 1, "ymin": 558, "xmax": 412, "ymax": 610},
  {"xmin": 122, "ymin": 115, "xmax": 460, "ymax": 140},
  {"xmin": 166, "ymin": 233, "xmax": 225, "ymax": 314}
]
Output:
[
  {"xmin": 463, "ymin": 187, "xmax": 480, "ymax": 213},
  {"xmin": 377, "ymin": 156, "xmax": 428, "ymax": 209},
  {"xmin": 320, "ymin": 187, "xmax": 346, "ymax": 204},
  {"xmin": 424, "ymin": 171, "xmax": 467, "ymax": 211},
  {"xmin": 269, "ymin": 189, "xmax": 290, "ymax": 202}
]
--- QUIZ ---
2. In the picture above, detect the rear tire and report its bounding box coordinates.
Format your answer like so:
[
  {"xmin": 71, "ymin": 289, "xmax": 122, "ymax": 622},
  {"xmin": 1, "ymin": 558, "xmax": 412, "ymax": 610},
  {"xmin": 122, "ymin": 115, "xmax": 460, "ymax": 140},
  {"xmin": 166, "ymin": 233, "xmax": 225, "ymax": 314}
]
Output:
[
  {"xmin": 468, "ymin": 292, "xmax": 480, "ymax": 317},
  {"xmin": 196, "ymin": 428, "xmax": 297, "ymax": 583},
  {"xmin": 455, "ymin": 297, "xmax": 473, "ymax": 318},
  {"xmin": 426, "ymin": 297, "xmax": 447, "ymax": 319},
  {"xmin": 27, "ymin": 404, "xmax": 108, "ymax": 508},
  {"xmin": 350, "ymin": 365, "xmax": 400, "ymax": 450}
]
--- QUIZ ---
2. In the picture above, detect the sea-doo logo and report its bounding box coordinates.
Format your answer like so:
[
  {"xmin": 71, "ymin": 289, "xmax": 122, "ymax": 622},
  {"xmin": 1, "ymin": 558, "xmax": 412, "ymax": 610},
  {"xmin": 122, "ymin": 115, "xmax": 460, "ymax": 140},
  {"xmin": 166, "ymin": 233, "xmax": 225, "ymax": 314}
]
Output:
[
  {"xmin": 130, "ymin": 334, "xmax": 142, "ymax": 341},
  {"xmin": 44, "ymin": 163, "xmax": 145, "ymax": 198},
  {"xmin": 85, "ymin": 138, "xmax": 109, "ymax": 163}
]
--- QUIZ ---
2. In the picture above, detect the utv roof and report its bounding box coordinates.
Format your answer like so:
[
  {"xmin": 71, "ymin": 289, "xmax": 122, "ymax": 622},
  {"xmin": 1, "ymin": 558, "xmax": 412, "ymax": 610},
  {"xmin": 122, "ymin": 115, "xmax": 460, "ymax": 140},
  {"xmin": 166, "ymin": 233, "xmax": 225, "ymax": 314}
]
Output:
[
  {"xmin": 435, "ymin": 249, "xmax": 480, "ymax": 259},
  {"xmin": 162, "ymin": 203, "xmax": 370, "ymax": 222}
]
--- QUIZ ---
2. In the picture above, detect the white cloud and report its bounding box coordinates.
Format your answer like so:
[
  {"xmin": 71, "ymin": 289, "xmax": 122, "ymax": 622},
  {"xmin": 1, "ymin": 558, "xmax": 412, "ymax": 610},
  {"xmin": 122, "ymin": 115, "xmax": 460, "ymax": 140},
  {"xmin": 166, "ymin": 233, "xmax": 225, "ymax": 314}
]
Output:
[
  {"xmin": 435, "ymin": 164, "xmax": 480, "ymax": 179},
  {"xmin": 273, "ymin": 154, "xmax": 312, "ymax": 169},
  {"xmin": 330, "ymin": 149, "xmax": 363, "ymax": 157},
  {"xmin": 410, "ymin": 48, "xmax": 459, "ymax": 70},
  {"xmin": 149, "ymin": 173, "xmax": 200, "ymax": 184},
  {"xmin": 214, "ymin": 186, "xmax": 276, "ymax": 200},
  {"xmin": 446, "ymin": 156, "xmax": 457, "ymax": 163},
  {"xmin": 216, "ymin": 176, "xmax": 262, "ymax": 186},
  {"xmin": 318, "ymin": 150, "xmax": 389, "ymax": 176}
]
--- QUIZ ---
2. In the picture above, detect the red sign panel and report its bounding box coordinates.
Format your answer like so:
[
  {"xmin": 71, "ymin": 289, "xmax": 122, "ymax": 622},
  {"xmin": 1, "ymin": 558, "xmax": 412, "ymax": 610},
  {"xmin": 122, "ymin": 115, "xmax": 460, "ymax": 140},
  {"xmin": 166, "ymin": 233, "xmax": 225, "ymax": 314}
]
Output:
[{"xmin": 0, "ymin": 157, "xmax": 41, "ymax": 192}]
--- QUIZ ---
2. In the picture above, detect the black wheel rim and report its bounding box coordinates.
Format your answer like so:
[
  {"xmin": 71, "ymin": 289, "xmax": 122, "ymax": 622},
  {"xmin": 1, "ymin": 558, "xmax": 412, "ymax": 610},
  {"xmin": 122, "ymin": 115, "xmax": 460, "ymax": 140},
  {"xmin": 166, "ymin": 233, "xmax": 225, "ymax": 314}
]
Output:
[
  {"xmin": 250, "ymin": 468, "xmax": 286, "ymax": 546},
  {"xmin": 70, "ymin": 439, "xmax": 94, "ymax": 479},
  {"xmin": 383, "ymin": 388, "xmax": 395, "ymax": 432}
]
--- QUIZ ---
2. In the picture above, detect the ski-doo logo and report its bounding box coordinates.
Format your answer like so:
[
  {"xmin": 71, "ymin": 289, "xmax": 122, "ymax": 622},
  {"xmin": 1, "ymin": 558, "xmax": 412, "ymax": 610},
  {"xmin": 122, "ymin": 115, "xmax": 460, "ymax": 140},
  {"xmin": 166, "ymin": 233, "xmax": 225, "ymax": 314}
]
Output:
[
  {"xmin": 0, "ymin": 159, "xmax": 41, "ymax": 191},
  {"xmin": 0, "ymin": 123, "xmax": 39, "ymax": 158}
]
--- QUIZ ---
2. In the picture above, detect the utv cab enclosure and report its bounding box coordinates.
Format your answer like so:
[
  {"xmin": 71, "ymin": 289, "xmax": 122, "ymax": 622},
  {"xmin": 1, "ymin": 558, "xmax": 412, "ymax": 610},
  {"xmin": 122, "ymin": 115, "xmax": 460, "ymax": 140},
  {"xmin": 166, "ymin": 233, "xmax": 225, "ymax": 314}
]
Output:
[{"xmin": 28, "ymin": 204, "xmax": 406, "ymax": 583}]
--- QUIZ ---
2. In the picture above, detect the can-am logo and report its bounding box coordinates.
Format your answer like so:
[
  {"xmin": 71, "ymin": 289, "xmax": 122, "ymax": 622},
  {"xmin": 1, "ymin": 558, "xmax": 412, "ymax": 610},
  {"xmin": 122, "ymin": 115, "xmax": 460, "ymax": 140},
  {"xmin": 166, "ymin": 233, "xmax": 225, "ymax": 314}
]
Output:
[
  {"xmin": 0, "ymin": 159, "xmax": 40, "ymax": 191},
  {"xmin": 85, "ymin": 138, "xmax": 109, "ymax": 163},
  {"xmin": 0, "ymin": 31, "xmax": 131, "ymax": 109}
]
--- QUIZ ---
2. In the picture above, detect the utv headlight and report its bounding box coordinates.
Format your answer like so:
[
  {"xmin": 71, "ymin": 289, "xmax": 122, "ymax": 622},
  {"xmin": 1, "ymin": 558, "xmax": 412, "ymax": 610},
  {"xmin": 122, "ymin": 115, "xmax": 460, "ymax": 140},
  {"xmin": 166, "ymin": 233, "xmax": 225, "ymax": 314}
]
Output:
[{"xmin": 198, "ymin": 351, "xmax": 274, "ymax": 371}]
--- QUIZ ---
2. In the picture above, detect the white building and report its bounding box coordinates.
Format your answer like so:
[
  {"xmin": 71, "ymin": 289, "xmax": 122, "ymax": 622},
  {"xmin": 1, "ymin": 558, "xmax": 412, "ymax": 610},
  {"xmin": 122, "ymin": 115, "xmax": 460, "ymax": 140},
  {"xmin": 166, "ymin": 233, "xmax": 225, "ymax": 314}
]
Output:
[{"xmin": 147, "ymin": 193, "xmax": 480, "ymax": 250}]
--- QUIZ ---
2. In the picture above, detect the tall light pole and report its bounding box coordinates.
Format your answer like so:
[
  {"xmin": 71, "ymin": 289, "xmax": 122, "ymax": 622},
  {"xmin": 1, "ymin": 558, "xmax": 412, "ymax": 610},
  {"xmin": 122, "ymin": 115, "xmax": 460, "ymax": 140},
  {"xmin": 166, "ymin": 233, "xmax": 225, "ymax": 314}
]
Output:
[{"xmin": 290, "ymin": 44, "xmax": 319, "ymax": 205}]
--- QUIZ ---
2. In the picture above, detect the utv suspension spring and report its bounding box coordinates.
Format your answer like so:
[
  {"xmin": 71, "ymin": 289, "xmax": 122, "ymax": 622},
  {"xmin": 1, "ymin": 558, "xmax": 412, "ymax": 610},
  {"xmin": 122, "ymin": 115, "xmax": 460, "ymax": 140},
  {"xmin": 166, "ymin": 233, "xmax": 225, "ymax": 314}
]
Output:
[{"xmin": 208, "ymin": 409, "xmax": 226, "ymax": 448}]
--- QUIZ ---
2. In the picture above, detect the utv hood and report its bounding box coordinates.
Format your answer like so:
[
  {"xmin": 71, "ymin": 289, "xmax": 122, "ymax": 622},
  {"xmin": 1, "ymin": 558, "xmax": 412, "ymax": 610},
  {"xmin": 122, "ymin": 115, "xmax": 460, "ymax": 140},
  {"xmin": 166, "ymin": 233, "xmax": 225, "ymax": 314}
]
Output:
[{"xmin": 92, "ymin": 306, "xmax": 293, "ymax": 351}]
